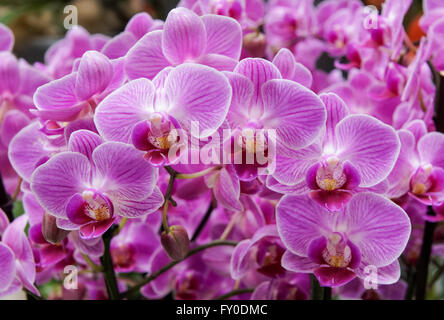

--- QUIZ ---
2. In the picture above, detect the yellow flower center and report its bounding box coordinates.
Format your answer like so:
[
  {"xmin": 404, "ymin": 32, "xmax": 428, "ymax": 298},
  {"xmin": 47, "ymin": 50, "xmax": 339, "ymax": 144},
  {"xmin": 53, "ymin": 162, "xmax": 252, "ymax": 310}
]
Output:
[{"xmin": 82, "ymin": 191, "xmax": 111, "ymax": 221}]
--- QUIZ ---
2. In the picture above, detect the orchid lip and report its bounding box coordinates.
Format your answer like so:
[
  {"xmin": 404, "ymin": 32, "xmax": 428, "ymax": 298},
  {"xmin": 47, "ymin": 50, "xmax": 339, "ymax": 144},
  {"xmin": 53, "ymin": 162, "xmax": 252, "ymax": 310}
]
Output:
[
  {"xmin": 39, "ymin": 120, "xmax": 66, "ymax": 136},
  {"xmin": 308, "ymin": 233, "xmax": 361, "ymax": 271},
  {"xmin": 234, "ymin": 125, "xmax": 269, "ymax": 156},
  {"xmin": 67, "ymin": 192, "xmax": 108, "ymax": 226},
  {"xmin": 81, "ymin": 190, "xmax": 114, "ymax": 221},
  {"xmin": 315, "ymin": 157, "xmax": 346, "ymax": 191},
  {"xmin": 322, "ymin": 233, "xmax": 352, "ymax": 268},
  {"xmin": 147, "ymin": 112, "xmax": 178, "ymax": 149},
  {"xmin": 409, "ymin": 164, "xmax": 442, "ymax": 200},
  {"xmin": 256, "ymin": 240, "xmax": 286, "ymax": 278},
  {"xmin": 131, "ymin": 113, "xmax": 183, "ymax": 159}
]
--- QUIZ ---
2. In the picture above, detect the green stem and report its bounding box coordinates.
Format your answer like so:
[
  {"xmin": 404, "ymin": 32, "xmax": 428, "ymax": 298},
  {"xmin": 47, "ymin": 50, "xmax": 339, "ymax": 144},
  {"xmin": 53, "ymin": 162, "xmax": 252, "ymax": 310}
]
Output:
[
  {"xmin": 191, "ymin": 201, "xmax": 214, "ymax": 241},
  {"xmin": 100, "ymin": 227, "xmax": 119, "ymax": 300},
  {"xmin": 428, "ymin": 61, "xmax": 444, "ymax": 132},
  {"xmin": 162, "ymin": 166, "xmax": 177, "ymax": 232},
  {"xmin": 26, "ymin": 289, "xmax": 42, "ymax": 300},
  {"xmin": 119, "ymin": 240, "xmax": 237, "ymax": 299},
  {"xmin": 175, "ymin": 166, "xmax": 221, "ymax": 179},
  {"xmin": 0, "ymin": 173, "xmax": 13, "ymax": 222},
  {"xmin": 215, "ymin": 288, "xmax": 255, "ymax": 300},
  {"xmin": 428, "ymin": 262, "xmax": 444, "ymax": 290},
  {"xmin": 415, "ymin": 207, "xmax": 437, "ymax": 300},
  {"xmin": 219, "ymin": 213, "xmax": 238, "ymax": 240},
  {"xmin": 81, "ymin": 253, "xmax": 102, "ymax": 272},
  {"xmin": 404, "ymin": 264, "xmax": 416, "ymax": 300},
  {"xmin": 310, "ymin": 274, "xmax": 323, "ymax": 300},
  {"xmin": 323, "ymin": 287, "xmax": 332, "ymax": 300},
  {"xmin": 113, "ymin": 217, "xmax": 128, "ymax": 236}
]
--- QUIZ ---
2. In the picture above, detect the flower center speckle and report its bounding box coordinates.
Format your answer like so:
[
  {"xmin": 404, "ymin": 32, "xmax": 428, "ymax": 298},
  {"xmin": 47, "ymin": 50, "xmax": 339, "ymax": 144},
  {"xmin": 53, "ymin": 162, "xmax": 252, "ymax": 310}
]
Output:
[
  {"xmin": 82, "ymin": 190, "xmax": 112, "ymax": 221},
  {"xmin": 410, "ymin": 164, "xmax": 434, "ymax": 195},
  {"xmin": 147, "ymin": 113, "xmax": 179, "ymax": 150},
  {"xmin": 322, "ymin": 233, "xmax": 352, "ymax": 268},
  {"xmin": 316, "ymin": 157, "xmax": 346, "ymax": 191}
]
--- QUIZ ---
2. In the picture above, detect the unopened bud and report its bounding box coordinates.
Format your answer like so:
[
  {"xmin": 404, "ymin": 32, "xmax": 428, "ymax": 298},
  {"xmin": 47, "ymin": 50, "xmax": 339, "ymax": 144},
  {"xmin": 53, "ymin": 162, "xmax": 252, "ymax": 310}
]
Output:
[
  {"xmin": 243, "ymin": 32, "xmax": 267, "ymax": 58},
  {"xmin": 42, "ymin": 212, "xmax": 69, "ymax": 244},
  {"xmin": 361, "ymin": 289, "xmax": 380, "ymax": 300},
  {"xmin": 161, "ymin": 225, "xmax": 190, "ymax": 261}
]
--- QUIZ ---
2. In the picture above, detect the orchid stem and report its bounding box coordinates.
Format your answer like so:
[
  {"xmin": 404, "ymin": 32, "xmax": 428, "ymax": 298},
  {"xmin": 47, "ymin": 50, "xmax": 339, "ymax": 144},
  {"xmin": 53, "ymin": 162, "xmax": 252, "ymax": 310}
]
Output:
[
  {"xmin": 175, "ymin": 166, "xmax": 221, "ymax": 179},
  {"xmin": 415, "ymin": 207, "xmax": 437, "ymax": 300},
  {"xmin": 428, "ymin": 261, "xmax": 444, "ymax": 290},
  {"xmin": 323, "ymin": 287, "xmax": 332, "ymax": 300},
  {"xmin": 0, "ymin": 173, "xmax": 13, "ymax": 222},
  {"xmin": 215, "ymin": 288, "xmax": 255, "ymax": 300},
  {"xmin": 11, "ymin": 177, "xmax": 22, "ymax": 202},
  {"xmin": 191, "ymin": 201, "xmax": 214, "ymax": 241},
  {"xmin": 162, "ymin": 166, "xmax": 177, "ymax": 232},
  {"xmin": 429, "ymin": 61, "xmax": 444, "ymax": 132},
  {"xmin": 219, "ymin": 213, "xmax": 238, "ymax": 240},
  {"xmin": 113, "ymin": 217, "xmax": 128, "ymax": 236},
  {"xmin": 81, "ymin": 253, "xmax": 102, "ymax": 272},
  {"xmin": 100, "ymin": 226, "xmax": 119, "ymax": 300},
  {"xmin": 310, "ymin": 274, "xmax": 323, "ymax": 300},
  {"xmin": 26, "ymin": 289, "xmax": 42, "ymax": 300},
  {"xmin": 405, "ymin": 264, "xmax": 416, "ymax": 300},
  {"xmin": 119, "ymin": 240, "xmax": 237, "ymax": 299}
]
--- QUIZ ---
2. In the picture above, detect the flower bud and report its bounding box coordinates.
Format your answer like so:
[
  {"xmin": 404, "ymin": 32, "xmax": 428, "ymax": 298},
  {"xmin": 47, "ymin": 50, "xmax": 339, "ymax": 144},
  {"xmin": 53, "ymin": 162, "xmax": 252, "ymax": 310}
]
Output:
[
  {"xmin": 42, "ymin": 212, "xmax": 69, "ymax": 244},
  {"xmin": 361, "ymin": 289, "xmax": 380, "ymax": 300},
  {"xmin": 161, "ymin": 225, "xmax": 190, "ymax": 261},
  {"xmin": 242, "ymin": 32, "xmax": 267, "ymax": 58}
]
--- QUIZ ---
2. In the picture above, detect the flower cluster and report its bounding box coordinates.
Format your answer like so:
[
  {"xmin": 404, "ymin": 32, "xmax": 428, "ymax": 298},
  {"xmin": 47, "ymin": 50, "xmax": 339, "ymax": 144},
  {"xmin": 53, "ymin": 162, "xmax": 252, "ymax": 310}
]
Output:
[{"xmin": 0, "ymin": 0, "xmax": 444, "ymax": 300}]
